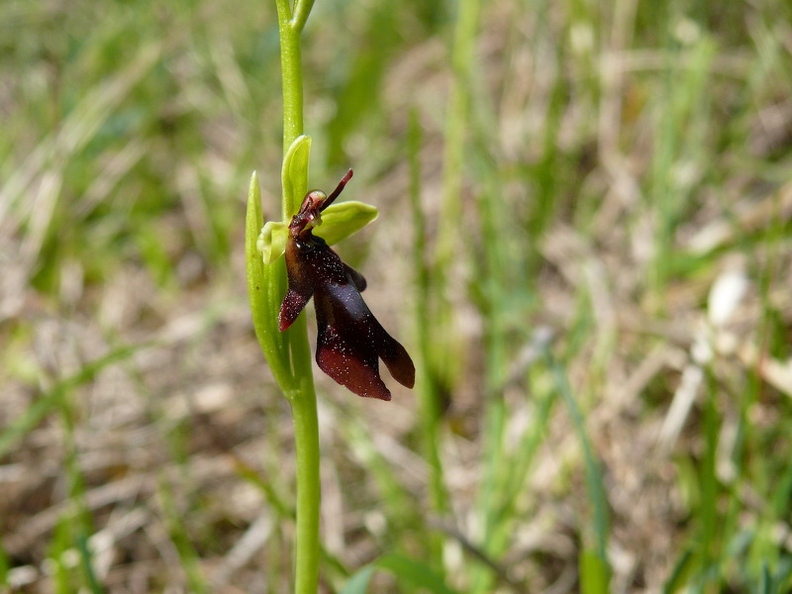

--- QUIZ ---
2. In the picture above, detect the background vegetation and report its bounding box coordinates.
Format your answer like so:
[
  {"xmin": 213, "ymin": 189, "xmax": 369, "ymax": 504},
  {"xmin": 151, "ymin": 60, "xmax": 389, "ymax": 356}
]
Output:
[{"xmin": 2, "ymin": 0, "xmax": 792, "ymax": 592}]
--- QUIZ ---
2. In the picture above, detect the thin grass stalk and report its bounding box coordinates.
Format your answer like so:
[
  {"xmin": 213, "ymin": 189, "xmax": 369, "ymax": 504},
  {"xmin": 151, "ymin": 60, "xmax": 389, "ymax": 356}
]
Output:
[
  {"xmin": 545, "ymin": 350, "xmax": 611, "ymax": 591},
  {"xmin": 158, "ymin": 479, "xmax": 209, "ymax": 594},
  {"xmin": 58, "ymin": 389, "xmax": 105, "ymax": 593},
  {"xmin": 433, "ymin": 0, "xmax": 480, "ymax": 394},
  {"xmin": 407, "ymin": 111, "xmax": 448, "ymax": 568}
]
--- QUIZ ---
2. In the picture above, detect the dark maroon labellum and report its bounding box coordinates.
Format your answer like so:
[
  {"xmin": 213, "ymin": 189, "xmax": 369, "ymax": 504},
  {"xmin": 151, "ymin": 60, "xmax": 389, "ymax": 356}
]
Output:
[{"xmin": 278, "ymin": 169, "xmax": 415, "ymax": 401}]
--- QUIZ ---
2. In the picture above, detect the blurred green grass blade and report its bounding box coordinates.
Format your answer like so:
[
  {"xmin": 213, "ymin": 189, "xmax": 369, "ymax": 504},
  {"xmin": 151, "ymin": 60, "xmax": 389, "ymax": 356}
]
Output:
[
  {"xmin": 407, "ymin": 108, "xmax": 448, "ymax": 570},
  {"xmin": 546, "ymin": 351, "xmax": 611, "ymax": 584},
  {"xmin": 158, "ymin": 479, "xmax": 209, "ymax": 594},
  {"xmin": 648, "ymin": 33, "xmax": 716, "ymax": 293},
  {"xmin": 63, "ymin": 419, "xmax": 102, "ymax": 594},
  {"xmin": 580, "ymin": 548, "xmax": 610, "ymax": 594},
  {"xmin": 232, "ymin": 456, "xmax": 294, "ymax": 519},
  {"xmin": 486, "ymin": 373, "xmax": 556, "ymax": 558},
  {"xmin": 340, "ymin": 565, "xmax": 377, "ymax": 594},
  {"xmin": 0, "ymin": 544, "xmax": 7, "ymax": 586},
  {"xmin": 759, "ymin": 562, "xmax": 771, "ymax": 594},
  {"xmin": 0, "ymin": 344, "xmax": 141, "ymax": 459},
  {"xmin": 50, "ymin": 515, "xmax": 75, "ymax": 593},
  {"xmin": 341, "ymin": 419, "xmax": 421, "ymax": 530},
  {"xmin": 699, "ymin": 373, "xmax": 721, "ymax": 570},
  {"xmin": 376, "ymin": 554, "xmax": 457, "ymax": 594},
  {"xmin": 767, "ymin": 558, "xmax": 792, "ymax": 593},
  {"xmin": 75, "ymin": 534, "xmax": 104, "ymax": 594},
  {"xmin": 663, "ymin": 549, "xmax": 694, "ymax": 594},
  {"xmin": 324, "ymin": 4, "xmax": 401, "ymax": 167},
  {"xmin": 341, "ymin": 554, "xmax": 457, "ymax": 594}
]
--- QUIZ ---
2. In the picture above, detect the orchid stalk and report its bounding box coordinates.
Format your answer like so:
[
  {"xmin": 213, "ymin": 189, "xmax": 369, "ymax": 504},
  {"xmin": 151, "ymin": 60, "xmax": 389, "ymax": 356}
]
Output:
[
  {"xmin": 246, "ymin": 2, "xmax": 319, "ymax": 592},
  {"xmin": 245, "ymin": 1, "xmax": 412, "ymax": 591}
]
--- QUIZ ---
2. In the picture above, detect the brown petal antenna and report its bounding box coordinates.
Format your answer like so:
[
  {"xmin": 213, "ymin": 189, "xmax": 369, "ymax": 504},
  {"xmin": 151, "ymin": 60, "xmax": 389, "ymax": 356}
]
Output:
[{"xmin": 320, "ymin": 169, "xmax": 354, "ymax": 211}]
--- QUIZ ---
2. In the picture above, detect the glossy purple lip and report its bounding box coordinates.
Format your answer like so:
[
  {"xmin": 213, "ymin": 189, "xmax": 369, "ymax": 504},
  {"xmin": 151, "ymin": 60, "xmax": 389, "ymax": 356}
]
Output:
[{"xmin": 278, "ymin": 170, "xmax": 415, "ymax": 400}]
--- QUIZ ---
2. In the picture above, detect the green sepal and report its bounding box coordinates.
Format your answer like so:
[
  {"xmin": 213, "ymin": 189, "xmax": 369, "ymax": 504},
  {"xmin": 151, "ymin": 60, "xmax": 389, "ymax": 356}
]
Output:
[
  {"xmin": 245, "ymin": 171, "xmax": 291, "ymax": 388},
  {"xmin": 256, "ymin": 200, "xmax": 379, "ymax": 264},
  {"xmin": 282, "ymin": 134, "xmax": 311, "ymax": 218},
  {"xmin": 257, "ymin": 135, "xmax": 379, "ymax": 264},
  {"xmin": 314, "ymin": 201, "xmax": 379, "ymax": 245},
  {"xmin": 258, "ymin": 221, "xmax": 289, "ymax": 264}
]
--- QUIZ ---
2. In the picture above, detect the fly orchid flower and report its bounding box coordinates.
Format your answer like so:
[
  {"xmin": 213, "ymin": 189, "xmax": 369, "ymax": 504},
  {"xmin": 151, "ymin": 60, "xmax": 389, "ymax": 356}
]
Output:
[{"xmin": 278, "ymin": 170, "xmax": 415, "ymax": 401}]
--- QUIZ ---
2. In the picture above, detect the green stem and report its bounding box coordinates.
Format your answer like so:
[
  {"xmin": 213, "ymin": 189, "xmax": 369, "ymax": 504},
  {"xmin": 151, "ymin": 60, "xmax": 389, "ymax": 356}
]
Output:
[
  {"xmin": 291, "ymin": 0, "xmax": 316, "ymax": 33},
  {"xmin": 276, "ymin": 0, "xmax": 304, "ymax": 166},
  {"xmin": 273, "ymin": 2, "xmax": 320, "ymax": 593},
  {"xmin": 289, "ymin": 373, "xmax": 321, "ymax": 593}
]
